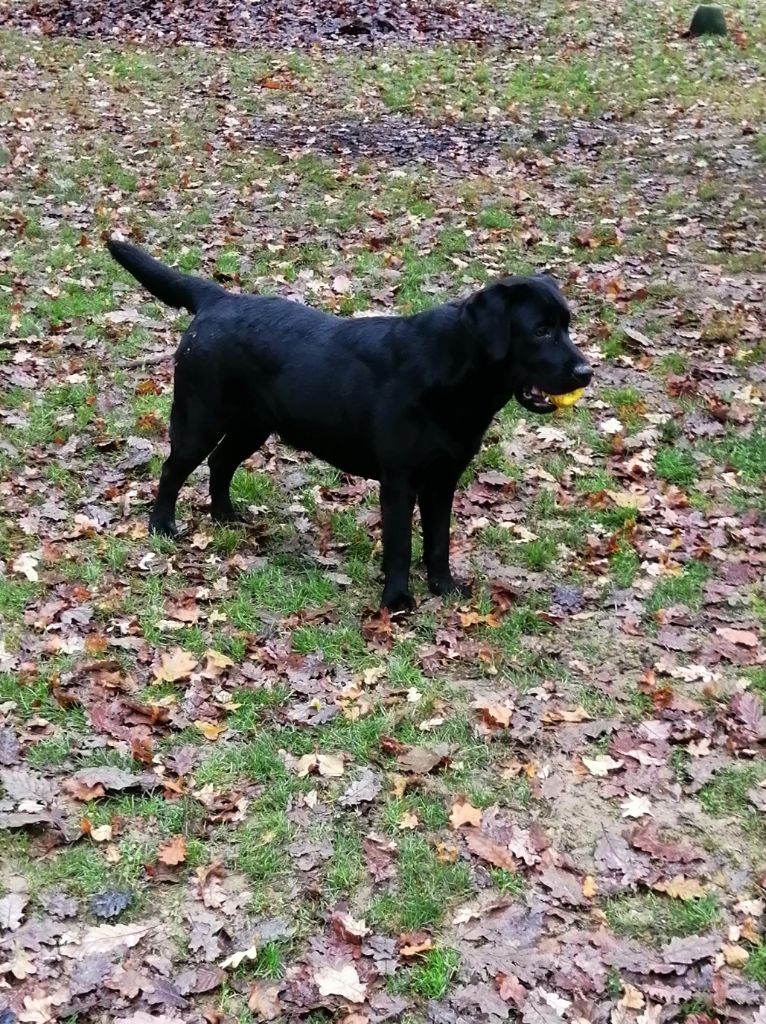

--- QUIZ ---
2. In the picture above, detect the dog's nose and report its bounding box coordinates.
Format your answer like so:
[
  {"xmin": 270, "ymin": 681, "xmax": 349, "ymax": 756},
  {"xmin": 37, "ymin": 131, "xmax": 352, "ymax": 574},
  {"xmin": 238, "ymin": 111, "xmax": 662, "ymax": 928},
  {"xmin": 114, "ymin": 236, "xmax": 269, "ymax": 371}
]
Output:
[{"xmin": 572, "ymin": 363, "xmax": 592, "ymax": 386}]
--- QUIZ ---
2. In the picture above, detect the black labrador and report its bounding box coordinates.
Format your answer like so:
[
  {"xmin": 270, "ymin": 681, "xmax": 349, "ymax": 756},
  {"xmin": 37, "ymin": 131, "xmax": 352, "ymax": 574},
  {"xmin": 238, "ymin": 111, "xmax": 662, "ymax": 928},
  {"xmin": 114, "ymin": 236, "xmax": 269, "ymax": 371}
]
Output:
[{"xmin": 107, "ymin": 240, "xmax": 592, "ymax": 611}]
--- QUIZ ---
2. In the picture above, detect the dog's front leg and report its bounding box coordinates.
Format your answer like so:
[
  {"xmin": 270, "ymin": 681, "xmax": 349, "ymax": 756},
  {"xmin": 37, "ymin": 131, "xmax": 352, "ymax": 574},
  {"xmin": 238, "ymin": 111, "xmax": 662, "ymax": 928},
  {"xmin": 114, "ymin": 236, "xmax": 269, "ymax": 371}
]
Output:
[
  {"xmin": 419, "ymin": 475, "xmax": 472, "ymax": 598},
  {"xmin": 379, "ymin": 477, "xmax": 417, "ymax": 613}
]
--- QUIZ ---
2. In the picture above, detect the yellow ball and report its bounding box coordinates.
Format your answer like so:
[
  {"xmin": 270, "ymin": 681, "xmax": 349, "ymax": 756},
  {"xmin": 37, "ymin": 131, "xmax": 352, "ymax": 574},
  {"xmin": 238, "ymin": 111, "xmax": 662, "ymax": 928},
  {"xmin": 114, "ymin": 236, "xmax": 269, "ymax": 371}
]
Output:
[{"xmin": 549, "ymin": 388, "xmax": 585, "ymax": 408}]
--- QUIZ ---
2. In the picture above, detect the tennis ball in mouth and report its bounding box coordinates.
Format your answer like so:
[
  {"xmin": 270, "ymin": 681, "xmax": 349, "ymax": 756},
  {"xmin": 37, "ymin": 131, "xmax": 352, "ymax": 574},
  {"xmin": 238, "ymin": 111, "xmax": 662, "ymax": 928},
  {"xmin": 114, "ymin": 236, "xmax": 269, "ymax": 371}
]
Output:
[{"xmin": 548, "ymin": 388, "xmax": 585, "ymax": 408}]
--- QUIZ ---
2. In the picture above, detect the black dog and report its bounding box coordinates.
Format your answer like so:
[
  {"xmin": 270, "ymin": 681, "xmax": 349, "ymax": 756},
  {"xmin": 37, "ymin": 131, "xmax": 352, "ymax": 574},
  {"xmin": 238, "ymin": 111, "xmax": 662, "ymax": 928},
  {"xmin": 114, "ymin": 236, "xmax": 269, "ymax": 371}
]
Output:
[{"xmin": 107, "ymin": 240, "xmax": 592, "ymax": 611}]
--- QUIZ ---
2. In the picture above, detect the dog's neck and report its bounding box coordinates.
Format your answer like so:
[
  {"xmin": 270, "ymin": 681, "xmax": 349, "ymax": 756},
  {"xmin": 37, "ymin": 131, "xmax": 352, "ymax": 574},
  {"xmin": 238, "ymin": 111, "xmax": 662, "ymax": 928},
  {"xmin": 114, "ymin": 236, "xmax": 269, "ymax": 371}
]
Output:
[{"xmin": 412, "ymin": 308, "xmax": 517, "ymax": 430}]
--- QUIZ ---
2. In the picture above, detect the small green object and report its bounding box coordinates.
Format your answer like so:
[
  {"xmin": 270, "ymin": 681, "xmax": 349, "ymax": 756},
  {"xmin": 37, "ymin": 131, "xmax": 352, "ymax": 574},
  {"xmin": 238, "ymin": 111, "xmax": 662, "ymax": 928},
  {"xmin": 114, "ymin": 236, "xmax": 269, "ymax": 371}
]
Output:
[{"xmin": 689, "ymin": 4, "xmax": 728, "ymax": 36}]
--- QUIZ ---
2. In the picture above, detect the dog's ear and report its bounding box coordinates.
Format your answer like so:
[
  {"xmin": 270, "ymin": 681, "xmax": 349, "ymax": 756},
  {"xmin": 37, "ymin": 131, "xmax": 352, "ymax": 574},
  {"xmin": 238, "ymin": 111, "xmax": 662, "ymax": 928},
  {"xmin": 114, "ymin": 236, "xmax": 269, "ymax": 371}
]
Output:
[
  {"xmin": 462, "ymin": 280, "xmax": 529, "ymax": 361},
  {"xmin": 536, "ymin": 270, "xmax": 558, "ymax": 285}
]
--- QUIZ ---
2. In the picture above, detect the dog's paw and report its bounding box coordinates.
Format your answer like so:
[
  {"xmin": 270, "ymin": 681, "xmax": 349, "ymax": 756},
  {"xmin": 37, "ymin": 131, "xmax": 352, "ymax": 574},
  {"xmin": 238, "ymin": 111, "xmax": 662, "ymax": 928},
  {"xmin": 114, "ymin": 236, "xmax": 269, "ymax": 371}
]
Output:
[
  {"xmin": 149, "ymin": 517, "xmax": 178, "ymax": 538},
  {"xmin": 429, "ymin": 575, "xmax": 473, "ymax": 599},
  {"xmin": 381, "ymin": 589, "xmax": 416, "ymax": 615},
  {"xmin": 211, "ymin": 503, "xmax": 251, "ymax": 526}
]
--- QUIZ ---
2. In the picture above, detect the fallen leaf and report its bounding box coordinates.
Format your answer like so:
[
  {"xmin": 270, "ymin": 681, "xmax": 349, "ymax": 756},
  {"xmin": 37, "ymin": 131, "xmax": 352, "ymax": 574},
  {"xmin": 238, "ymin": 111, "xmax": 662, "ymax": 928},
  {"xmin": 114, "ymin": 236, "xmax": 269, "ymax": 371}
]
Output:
[
  {"xmin": 90, "ymin": 889, "xmax": 133, "ymax": 920},
  {"xmin": 582, "ymin": 755, "xmax": 624, "ymax": 777},
  {"xmin": 60, "ymin": 921, "xmax": 152, "ymax": 958},
  {"xmin": 67, "ymin": 767, "xmax": 140, "ymax": 796},
  {"xmin": 399, "ymin": 810, "xmax": 419, "ymax": 830},
  {"xmin": 619, "ymin": 983, "xmax": 645, "ymax": 1010},
  {"xmin": 12, "ymin": 551, "xmax": 40, "ymax": 582},
  {"xmin": 538, "ymin": 866, "xmax": 587, "ymax": 906},
  {"xmin": 248, "ymin": 981, "xmax": 283, "ymax": 1020},
  {"xmin": 542, "ymin": 705, "xmax": 591, "ymax": 724},
  {"xmin": 338, "ymin": 769, "xmax": 382, "ymax": 806},
  {"xmin": 153, "ymin": 647, "xmax": 198, "ymax": 682},
  {"xmin": 621, "ymin": 794, "xmax": 653, "ymax": 819},
  {"xmin": 722, "ymin": 943, "xmax": 749, "ymax": 968},
  {"xmin": 194, "ymin": 720, "xmax": 227, "ymax": 741},
  {"xmin": 293, "ymin": 752, "xmax": 345, "ymax": 777},
  {"xmin": 317, "ymin": 753, "xmax": 345, "ymax": 777},
  {"xmin": 715, "ymin": 627, "xmax": 759, "ymax": 647},
  {"xmin": 201, "ymin": 649, "xmax": 234, "ymax": 678},
  {"xmin": 399, "ymin": 931, "xmax": 434, "ymax": 957},
  {"xmin": 331, "ymin": 273, "xmax": 353, "ymax": 295},
  {"xmin": 221, "ymin": 946, "xmax": 259, "ymax": 969},
  {"xmin": 396, "ymin": 744, "xmax": 450, "ymax": 774},
  {"xmin": 435, "ymin": 841, "xmax": 458, "ymax": 863},
  {"xmin": 464, "ymin": 832, "xmax": 516, "ymax": 870},
  {"xmin": 157, "ymin": 834, "xmax": 187, "ymax": 866},
  {"xmin": 475, "ymin": 703, "xmax": 512, "ymax": 728},
  {"xmin": 314, "ymin": 962, "xmax": 367, "ymax": 1003},
  {"xmin": 331, "ymin": 911, "xmax": 369, "ymax": 942},
  {"xmin": 449, "ymin": 796, "xmax": 482, "ymax": 829},
  {"xmin": 0, "ymin": 891, "xmax": 28, "ymax": 931},
  {"xmin": 653, "ymin": 876, "xmax": 707, "ymax": 900},
  {"xmin": 0, "ymin": 945, "xmax": 37, "ymax": 979}
]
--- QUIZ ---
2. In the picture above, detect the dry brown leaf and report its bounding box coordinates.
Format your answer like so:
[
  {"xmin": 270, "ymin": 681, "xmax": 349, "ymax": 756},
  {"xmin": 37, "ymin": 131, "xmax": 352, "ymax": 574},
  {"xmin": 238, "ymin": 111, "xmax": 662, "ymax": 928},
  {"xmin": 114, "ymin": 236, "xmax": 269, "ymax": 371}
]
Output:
[
  {"xmin": 621, "ymin": 794, "xmax": 652, "ymax": 819},
  {"xmin": 331, "ymin": 911, "xmax": 369, "ymax": 941},
  {"xmin": 194, "ymin": 720, "xmax": 227, "ymax": 742},
  {"xmin": 0, "ymin": 892, "xmax": 27, "ymax": 931},
  {"xmin": 63, "ymin": 779, "xmax": 105, "ymax": 801},
  {"xmin": 619, "ymin": 983, "xmax": 645, "ymax": 1010},
  {"xmin": 449, "ymin": 796, "xmax": 482, "ymax": 829},
  {"xmin": 396, "ymin": 744, "xmax": 451, "ymax": 775},
  {"xmin": 314, "ymin": 962, "xmax": 367, "ymax": 1003},
  {"xmin": 154, "ymin": 647, "xmax": 198, "ymax": 682},
  {"xmin": 247, "ymin": 982, "xmax": 282, "ymax": 1021},
  {"xmin": 435, "ymin": 842, "xmax": 458, "ymax": 863},
  {"xmin": 0, "ymin": 946, "xmax": 36, "ymax": 980},
  {"xmin": 316, "ymin": 753, "xmax": 345, "ymax": 778},
  {"xmin": 201, "ymin": 649, "xmax": 234, "ymax": 678},
  {"xmin": 582, "ymin": 875, "xmax": 598, "ymax": 899},
  {"xmin": 716, "ymin": 627, "xmax": 759, "ymax": 647},
  {"xmin": 399, "ymin": 931, "xmax": 434, "ymax": 957},
  {"xmin": 476, "ymin": 703, "xmax": 512, "ymax": 728},
  {"xmin": 722, "ymin": 943, "xmax": 750, "ymax": 968},
  {"xmin": 399, "ymin": 810, "xmax": 419, "ymax": 830},
  {"xmin": 60, "ymin": 921, "xmax": 152, "ymax": 958},
  {"xmin": 390, "ymin": 774, "xmax": 409, "ymax": 799},
  {"xmin": 542, "ymin": 705, "xmax": 591, "ymax": 724},
  {"xmin": 157, "ymin": 834, "xmax": 187, "ymax": 866},
  {"xmin": 464, "ymin": 832, "xmax": 516, "ymax": 870},
  {"xmin": 581, "ymin": 755, "xmax": 624, "ymax": 777},
  {"xmin": 293, "ymin": 752, "xmax": 345, "ymax": 777},
  {"xmin": 653, "ymin": 876, "xmax": 707, "ymax": 900}
]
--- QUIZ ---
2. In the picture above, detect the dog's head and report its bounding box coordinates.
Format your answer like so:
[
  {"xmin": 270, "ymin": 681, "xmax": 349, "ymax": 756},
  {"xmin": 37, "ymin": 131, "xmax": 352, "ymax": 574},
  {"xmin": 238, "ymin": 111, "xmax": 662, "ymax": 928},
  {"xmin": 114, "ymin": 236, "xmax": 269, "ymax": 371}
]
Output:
[{"xmin": 462, "ymin": 275, "xmax": 592, "ymax": 413}]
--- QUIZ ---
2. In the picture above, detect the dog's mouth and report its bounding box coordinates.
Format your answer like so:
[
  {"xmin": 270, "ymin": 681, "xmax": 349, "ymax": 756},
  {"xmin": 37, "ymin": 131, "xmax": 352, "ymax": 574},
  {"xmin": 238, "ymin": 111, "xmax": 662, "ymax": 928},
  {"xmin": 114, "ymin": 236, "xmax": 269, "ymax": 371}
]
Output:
[
  {"xmin": 516, "ymin": 384, "xmax": 588, "ymax": 414},
  {"xmin": 516, "ymin": 384, "xmax": 557, "ymax": 414}
]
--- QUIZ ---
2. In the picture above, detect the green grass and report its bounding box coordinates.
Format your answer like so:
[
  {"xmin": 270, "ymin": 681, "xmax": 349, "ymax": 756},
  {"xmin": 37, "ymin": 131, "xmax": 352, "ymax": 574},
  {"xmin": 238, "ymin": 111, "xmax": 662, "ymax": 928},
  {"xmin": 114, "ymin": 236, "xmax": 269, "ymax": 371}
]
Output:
[
  {"xmin": 655, "ymin": 446, "xmax": 699, "ymax": 487},
  {"xmin": 745, "ymin": 942, "xmax": 766, "ymax": 985},
  {"xmin": 369, "ymin": 836, "xmax": 471, "ymax": 931},
  {"xmin": 699, "ymin": 761, "xmax": 766, "ymax": 837},
  {"xmin": 610, "ymin": 542, "xmax": 640, "ymax": 588},
  {"xmin": 407, "ymin": 948, "xmax": 460, "ymax": 999},
  {"xmin": 605, "ymin": 892, "xmax": 719, "ymax": 944},
  {"xmin": 646, "ymin": 560, "xmax": 710, "ymax": 615}
]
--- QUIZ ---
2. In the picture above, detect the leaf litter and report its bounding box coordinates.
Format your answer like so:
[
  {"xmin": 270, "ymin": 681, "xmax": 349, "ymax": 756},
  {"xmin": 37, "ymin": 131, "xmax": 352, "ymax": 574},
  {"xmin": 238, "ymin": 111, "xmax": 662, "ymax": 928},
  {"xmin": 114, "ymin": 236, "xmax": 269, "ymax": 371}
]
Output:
[{"xmin": 1, "ymin": 2, "xmax": 766, "ymax": 1022}]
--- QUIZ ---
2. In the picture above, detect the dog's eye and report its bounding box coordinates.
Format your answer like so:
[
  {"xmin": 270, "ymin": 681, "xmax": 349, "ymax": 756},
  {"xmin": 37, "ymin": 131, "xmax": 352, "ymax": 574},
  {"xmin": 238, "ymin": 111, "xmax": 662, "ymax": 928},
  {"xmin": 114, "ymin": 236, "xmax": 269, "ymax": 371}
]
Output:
[{"xmin": 535, "ymin": 325, "xmax": 552, "ymax": 339}]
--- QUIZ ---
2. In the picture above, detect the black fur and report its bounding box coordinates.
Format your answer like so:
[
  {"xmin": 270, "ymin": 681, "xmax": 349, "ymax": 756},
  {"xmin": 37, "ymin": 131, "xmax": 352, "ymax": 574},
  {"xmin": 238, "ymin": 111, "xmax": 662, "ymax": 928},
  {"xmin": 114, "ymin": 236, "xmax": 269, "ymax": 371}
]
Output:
[{"xmin": 107, "ymin": 239, "xmax": 592, "ymax": 611}]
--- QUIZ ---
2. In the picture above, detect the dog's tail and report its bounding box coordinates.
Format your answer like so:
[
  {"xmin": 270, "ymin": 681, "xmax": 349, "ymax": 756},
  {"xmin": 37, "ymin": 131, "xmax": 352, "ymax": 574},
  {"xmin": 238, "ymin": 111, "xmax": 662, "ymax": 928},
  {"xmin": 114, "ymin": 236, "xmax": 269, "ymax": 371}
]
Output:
[{"xmin": 106, "ymin": 239, "xmax": 226, "ymax": 314}]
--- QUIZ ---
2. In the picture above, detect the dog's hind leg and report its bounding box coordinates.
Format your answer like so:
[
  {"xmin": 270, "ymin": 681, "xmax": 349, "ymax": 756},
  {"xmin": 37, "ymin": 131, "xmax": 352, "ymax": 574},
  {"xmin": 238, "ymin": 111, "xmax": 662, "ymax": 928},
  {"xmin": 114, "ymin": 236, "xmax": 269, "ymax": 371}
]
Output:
[
  {"xmin": 150, "ymin": 397, "xmax": 223, "ymax": 537},
  {"xmin": 208, "ymin": 426, "xmax": 270, "ymax": 524},
  {"xmin": 379, "ymin": 476, "xmax": 417, "ymax": 613}
]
